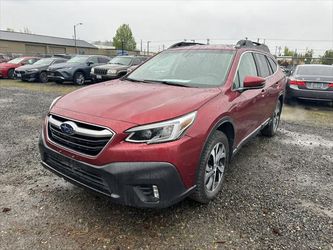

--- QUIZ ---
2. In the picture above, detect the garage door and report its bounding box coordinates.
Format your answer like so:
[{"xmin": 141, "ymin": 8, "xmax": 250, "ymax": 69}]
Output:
[
  {"xmin": 49, "ymin": 46, "xmax": 66, "ymax": 54},
  {"xmin": 25, "ymin": 44, "xmax": 47, "ymax": 55}
]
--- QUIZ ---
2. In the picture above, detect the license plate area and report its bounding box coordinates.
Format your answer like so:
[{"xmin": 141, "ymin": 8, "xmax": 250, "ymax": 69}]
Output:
[
  {"xmin": 16, "ymin": 73, "xmax": 21, "ymax": 78},
  {"xmin": 96, "ymin": 75, "xmax": 102, "ymax": 79},
  {"xmin": 306, "ymin": 82, "xmax": 327, "ymax": 90}
]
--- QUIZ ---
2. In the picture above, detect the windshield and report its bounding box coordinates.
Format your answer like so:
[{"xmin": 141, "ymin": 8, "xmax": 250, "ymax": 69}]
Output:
[
  {"xmin": 8, "ymin": 58, "xmax": 25, "ymax": 64},
  {"xmin": 33, "ymin": 58, "xmax": 54, "ymax": 66},
  {"xmin": 109, "ymin": 57, "xmax": 132, "ymax": 66},
  {"xmin": 67, "ymin": 56, "xmax": 88, "ymax": 63},
  {"xmin": 127, "ymin": 50, "xmax": 235, "ymax": 87},
  {"xmin": 296, "ymin": 66, "xmax": 333, "ymax": 77}
]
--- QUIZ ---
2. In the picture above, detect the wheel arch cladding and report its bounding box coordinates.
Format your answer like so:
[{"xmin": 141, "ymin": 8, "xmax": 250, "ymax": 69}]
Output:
[{"xmin": 216, "ymin": 121, "xmax": 235, "ymax": 159}]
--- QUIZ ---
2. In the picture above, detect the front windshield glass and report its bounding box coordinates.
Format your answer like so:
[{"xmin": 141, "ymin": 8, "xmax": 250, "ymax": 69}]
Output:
[
  {"xmin": 296, "ymin": 66, "xmax": 333, "ymax": 77},
  {"xmin": 67, "ymin": 56, "xmax": 88, "ymax": 63},
  {"xmin": 127, "ymin": 50, "xmax": 235, "ymax": 87},
  {"xmin": 8, "ymin": 58, "xmax": 25, "ymax": 64},
  {"xmin": 33, "ymin": 58, "xmax": 54, "ymax": 65},
  {"xmin": 109, "ymin": 57, "xmax": 132, "ymax": 66}
]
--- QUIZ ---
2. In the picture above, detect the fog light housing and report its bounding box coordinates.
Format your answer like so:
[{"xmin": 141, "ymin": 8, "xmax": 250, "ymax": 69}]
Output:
[{"xmin": 135, "ymin": 185, "xmax": 160, "ymax": 203}]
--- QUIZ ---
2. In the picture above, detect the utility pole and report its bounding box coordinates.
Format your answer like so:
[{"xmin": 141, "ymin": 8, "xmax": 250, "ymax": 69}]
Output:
[
  {"xmin": 147, "ymin": 41, "xmax": 151, "ymax": 55},
  {"xmin": 162, "ymin": 44, "xmax": 165, "ymax": 50},
  {"xmin": 206, "ymin": 38, "xmax": 210, "ymax": 45},
  {"xmin": 73, "ymin": 23, "xmax": 83, "ymax": 54},
  {"xmin": 278, "ymin": 46, "xmax": 282, "ymax": 56},
  {"xmin": 121, "ymin": 40, "xmax": 124, "ymax": 55},
  {"xmin": 140, "ymin": 40, "xmax": 142, "ymax": 53}
]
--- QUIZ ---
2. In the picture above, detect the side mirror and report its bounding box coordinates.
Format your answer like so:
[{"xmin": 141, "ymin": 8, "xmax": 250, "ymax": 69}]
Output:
[
  {"xmin": 87, "ymin": 61, "xmax": 94, "ymax": 66},
  {"xmin": 243, "ymin": 76, "xmax": 265, "ymax": 89}
]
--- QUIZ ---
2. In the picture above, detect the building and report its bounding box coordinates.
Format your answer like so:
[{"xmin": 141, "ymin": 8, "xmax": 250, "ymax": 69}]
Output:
[{"xmin": 0, "ymin": 30, "xmax": 99, "ymax": 56}]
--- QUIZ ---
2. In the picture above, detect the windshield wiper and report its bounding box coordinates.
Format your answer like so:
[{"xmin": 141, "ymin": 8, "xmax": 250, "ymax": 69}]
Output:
[{"xmin": 142, "ymin": 79, "xmax": 190, "ymax": 87}]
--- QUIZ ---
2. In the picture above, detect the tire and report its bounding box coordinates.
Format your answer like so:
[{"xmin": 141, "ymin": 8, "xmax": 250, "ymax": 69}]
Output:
[
  {"xmin": 73, "ymin": 71, "xmax": 85, "ymax": 85},
  {"xmin": 8, "ymin": 69, "xmax": 14, "ymax": 79},
  {"xmin": 39, "ymin": 71, "xmax": 48, "ymax": 83},
  {"xmin": 190, "ymin": 131, "xmax": 229, "ymax": 203},
  {"xmin": 261, "ymin": 99, "xmax": 282, "ymax": 137}
]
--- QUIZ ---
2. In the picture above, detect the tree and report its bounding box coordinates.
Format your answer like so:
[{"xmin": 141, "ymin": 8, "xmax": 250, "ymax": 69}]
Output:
[
  {"xmin": 304, "ymin": 49, "xmax": 313, "ymax": 64},
  {"xmin": 321, "ymin": 50, "xmax": 333, "ymax": 65},
  {"xmin": 22, "ymin": 27, "xmax": 32, "ymax": 34},
  {"xmin": 283, "ymin": 47, "xmax": 294, "ymax": 57},
  {"xmin": 6, "ymin": 27, "xmax": 15, "ymax": 32},
  {"xmin": 112, "ymin": 24, "xmax": 136, "ymax": 51}
]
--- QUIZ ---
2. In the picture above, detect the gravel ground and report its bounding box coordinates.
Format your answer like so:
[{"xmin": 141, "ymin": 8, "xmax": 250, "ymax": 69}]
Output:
[{"xmin": 0, "ymin": 80, "xmax": 332, "ymax": 249}]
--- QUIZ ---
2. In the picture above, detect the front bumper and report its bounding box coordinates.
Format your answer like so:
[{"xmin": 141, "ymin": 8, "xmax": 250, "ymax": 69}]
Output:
[
  {"xmin": 15, "ymin": 71, "xmax": 39, "ymax": 81},
  {"xmin": 47, "ymin": 70, "xmax": 72, "ymax": 82},
  {"xmin": 91, "ymin": 73, "xmax": 118, "ymax": 81},
  {"xmin": 287, "ymin": 85, "xmax": 333, "ymax": 101},
  {"xmin": 39, "ymin": 134, "xmax": 194, "ymax": 208}
]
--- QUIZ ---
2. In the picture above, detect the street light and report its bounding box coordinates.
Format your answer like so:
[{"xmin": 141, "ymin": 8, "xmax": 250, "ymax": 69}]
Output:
[{"xmin": 74, "ymin": 22, "xmax": 83, "ymax": 54}]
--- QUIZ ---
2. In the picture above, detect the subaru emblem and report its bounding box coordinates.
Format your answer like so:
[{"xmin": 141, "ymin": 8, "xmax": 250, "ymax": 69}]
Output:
[{"xmin": 60, "ymin": 122, "xmax": 76, "ymax": 135}]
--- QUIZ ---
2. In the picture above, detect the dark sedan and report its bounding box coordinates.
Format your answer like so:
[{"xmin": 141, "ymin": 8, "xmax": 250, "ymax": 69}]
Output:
[
  {"xmin": 47, "ymin": 55, "xmax": 110, "ymax": 85},
  {"xmin": 286, "ymin": 64, "xmax": 333, "ymax": 103},
  {"xmin": 15, "ymin": 57, "xmax": 67, "ymax": 83}
]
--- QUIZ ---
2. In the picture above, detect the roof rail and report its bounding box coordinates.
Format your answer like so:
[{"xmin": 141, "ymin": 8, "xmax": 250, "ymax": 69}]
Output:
[
  {"xmin": 236, "ymin": 40, "xmax": 270, "ymax": 53},
  {"xmin": 168, "ymin": 41, "xmax": 205, "ymax": 49}
]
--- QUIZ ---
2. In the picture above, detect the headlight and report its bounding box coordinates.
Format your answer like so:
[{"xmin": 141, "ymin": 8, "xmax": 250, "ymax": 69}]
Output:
[
  {"xmin": 107, "ymin": 69, "xmax": 117, "ymax": 75},
  {"xmin": 49, "ymin": 96, "xmax": 62, "ymax": 111},
  {"xmin": 90, "ymin": 68, "xmax": 94, "ymax": 74},
  {"xmin": 27, "ymin": 69, "xmax": 38, "ymax": 72},
  {"xmin": 125, "ymin": 111, "xmax": 197, "ymax": 144}
]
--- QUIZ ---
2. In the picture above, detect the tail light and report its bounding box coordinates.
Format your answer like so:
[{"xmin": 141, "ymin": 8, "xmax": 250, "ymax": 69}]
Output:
[
  {"xmin": 328, "ymin": 83, "xmax": 333, "ymax": 88},
  {"xmin": 289, "ymin": 80, "xmax": 305, "ymax": 86}
]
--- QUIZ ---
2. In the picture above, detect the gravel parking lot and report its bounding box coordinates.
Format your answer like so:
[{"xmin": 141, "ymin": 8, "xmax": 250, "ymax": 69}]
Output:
[{"xmin": 0, "ymin": 80, "xmax": 332, "ymax": 249}]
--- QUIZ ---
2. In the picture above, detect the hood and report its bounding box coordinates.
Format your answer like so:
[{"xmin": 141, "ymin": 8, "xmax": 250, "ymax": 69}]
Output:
[
  {"xmin": 53, "ymin": 79, "xmax": 220, "ymax": 125},
  {"xmin": 94, "ymin": 64, "xmax": 129, "ymax": 70},
  {"xmin": 0, "ymin": 63, "xmax": 19, "ymax": 69},
  {"xmin": 48, "ymin": 62, "xmax": 83, "ymax": 70},
  {"xmin": 16, "ymin": 64, "xmax": 47, "ymax": 71}
]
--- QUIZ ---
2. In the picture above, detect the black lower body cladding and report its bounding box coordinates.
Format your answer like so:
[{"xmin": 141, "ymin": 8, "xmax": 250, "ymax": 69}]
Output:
[{"xmin": 39, "ymin": 135, "xmax": 193, "ymax": 208}]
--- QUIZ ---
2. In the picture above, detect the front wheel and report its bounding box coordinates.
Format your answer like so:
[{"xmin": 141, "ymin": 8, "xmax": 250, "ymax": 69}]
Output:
[
  {"xmin": 190, "ymin": 131, "xmax": 229, "ymax": 203},
  {"xmin": 73, "ymin": 72, "xmax": 85, "ymax": 85},
  {"xmin": 8, "ymin": 69, "xmax": 14, "ymax": 79},
  {"xmin": 261, "ymin": 99, "xmax": 282, "ymax": 137},
  {"xmin": 39, "ymin": 71, "xmax": 48, "ymax": 83}
]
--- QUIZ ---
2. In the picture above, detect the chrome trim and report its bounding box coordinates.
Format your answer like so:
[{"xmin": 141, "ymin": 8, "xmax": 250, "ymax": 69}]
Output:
[
  {"xmin": 46, "ymin": 114, "xmax": 115, "ymax": 159},
  {"xmin": 48, "ymin": 115, "xmax": 113, "ymax": 138},
  {"xmin": 232, "ymin": 50, "xmax": 279, "ymax": 91},
  {"xmin": 233, "ymin": 118, "xmax": 270, "ymax": 155}
]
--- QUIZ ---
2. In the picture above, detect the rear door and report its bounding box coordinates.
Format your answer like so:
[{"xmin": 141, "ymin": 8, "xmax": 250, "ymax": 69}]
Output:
[{"xmin": 253, "ymin": 53, "xmax": 279, "ymax": 123}]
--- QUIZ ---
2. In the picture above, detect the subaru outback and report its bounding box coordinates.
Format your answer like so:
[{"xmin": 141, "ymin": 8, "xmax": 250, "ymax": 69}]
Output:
[{"xmin": 39, "ymin": 40, "xmax": 286, "ymax": 208}]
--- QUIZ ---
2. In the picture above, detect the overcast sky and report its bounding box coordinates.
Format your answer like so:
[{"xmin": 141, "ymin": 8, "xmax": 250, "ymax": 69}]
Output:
[{"xmin": 0, "ymin": 0, "xmax": 332, "ymax": 56}]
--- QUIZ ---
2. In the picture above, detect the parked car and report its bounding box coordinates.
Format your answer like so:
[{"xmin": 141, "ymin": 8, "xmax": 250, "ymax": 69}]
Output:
[
  {"xmin": 91, "ymin": 56, "xmax": 148, "ymax": 82},
  {"xmin": 15, "ymin": 57, "xmax": 68, "ymax": 83},
  {"xmin": 286, "ymin": 64, "xmax": 333, "ymax": 103},
  {"xmin": 47, "ymin": 55, "xmax": 110, "ymax": 85},
  {"xmin": 0, "ymin": 57, "xmax": 40, "ymax": 79},
  {"xmin": 39, "ymin": 40, "xmax": 286, "ymax": 208}
]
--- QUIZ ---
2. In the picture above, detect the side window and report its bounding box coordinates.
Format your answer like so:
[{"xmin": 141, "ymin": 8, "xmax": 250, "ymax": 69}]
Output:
[
  {"xmin": 132, "ymin": 58, "xmax": 142, "ymax": 65},
  {"xmin": 53, "ymin": 59, "xmax": 65, "ymax": 64},
  {"xmin": 98, "ymin": 57, "xmax": 109, "ymax": 64},
  {"xmin": 254, "ymin": 53, "xmax": 271, "ymax": 77},
  {"xmin": 26, "ymin": 59, "xmax": 36, "ymax": 64},
  {"xmin": 234, "ymin": 53, "xmax": 258, "ymax": 89},
  {"xmin": 267, "ymin": 57, "xmax": 277, "ymax": 73},
  {"xmin": 89, "ymin": 57, "xmax": 99, "ymax": 64}
]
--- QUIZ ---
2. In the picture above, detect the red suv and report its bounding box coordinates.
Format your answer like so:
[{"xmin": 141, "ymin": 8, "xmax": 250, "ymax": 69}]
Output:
[{"xmin": 39, "ymin": 40, "xmax": 286, "ymax": 208}]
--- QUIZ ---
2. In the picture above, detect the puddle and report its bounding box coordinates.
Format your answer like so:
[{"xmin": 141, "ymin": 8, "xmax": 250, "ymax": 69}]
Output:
[{"xmin": 278, "ymin": 128, "xmax": 333, "ymax": 149}]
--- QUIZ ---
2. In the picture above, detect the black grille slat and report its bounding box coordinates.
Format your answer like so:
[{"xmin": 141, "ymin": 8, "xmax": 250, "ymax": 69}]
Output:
[
  {"xmin": 94, "ymin": 68, "xmax": 108, "ymax": 75},
  {"xmin": 46, "ymin": 155, "xmax": 110, "ymax": 194},
  {"xmin": 47, "ymin": 115, "xmax": 113, "ymax": 156}
]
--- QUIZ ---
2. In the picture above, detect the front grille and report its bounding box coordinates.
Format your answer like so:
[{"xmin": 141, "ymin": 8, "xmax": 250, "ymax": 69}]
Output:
[
  {"xmin": 47, "ymin": 115, "xmax": 114, "ymax": 156},
  {"xmin": 94, "ymin": 68, "xmax": 108, "ymax": 75},
  {"xmin": 45, "ymin": 150, "xmax": 110, "ymax": 195},
  {"xmin": 16, "ymin": 70, "xmax": 26, "ymax": 75}
]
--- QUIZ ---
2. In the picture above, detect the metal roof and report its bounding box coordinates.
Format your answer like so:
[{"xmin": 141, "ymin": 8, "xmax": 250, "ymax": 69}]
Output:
[{"xmin": 0, "ymin": 30, "xmax": 97, "ymax": 49}]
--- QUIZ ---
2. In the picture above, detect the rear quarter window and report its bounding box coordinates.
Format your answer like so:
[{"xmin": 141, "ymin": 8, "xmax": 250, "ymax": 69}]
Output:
[{"xmin": 267, "ymin": 57, "xmax": 277, "ymax": 73}]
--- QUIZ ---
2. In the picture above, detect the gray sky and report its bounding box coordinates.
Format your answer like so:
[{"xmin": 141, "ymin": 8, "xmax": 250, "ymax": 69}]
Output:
[{"xmin": 0, "ymin": 0, "xmax": 332, "ymax": 55}]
